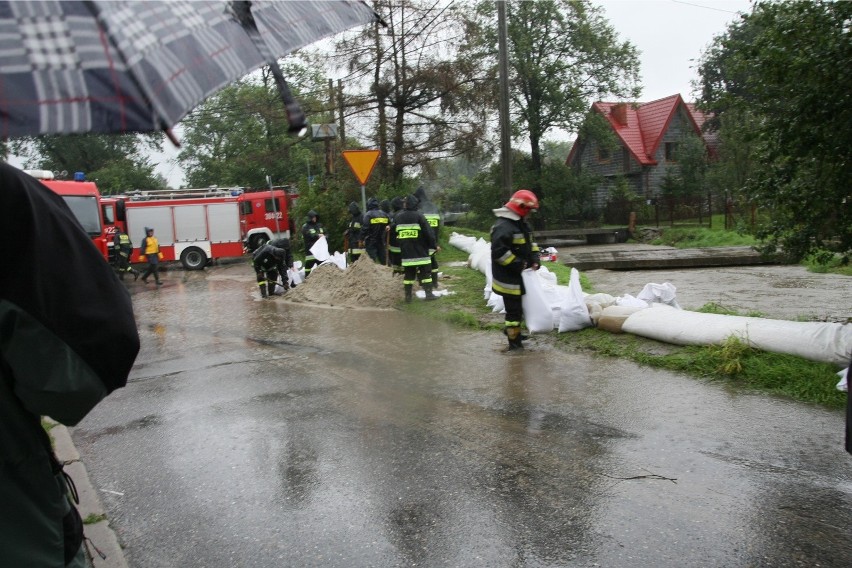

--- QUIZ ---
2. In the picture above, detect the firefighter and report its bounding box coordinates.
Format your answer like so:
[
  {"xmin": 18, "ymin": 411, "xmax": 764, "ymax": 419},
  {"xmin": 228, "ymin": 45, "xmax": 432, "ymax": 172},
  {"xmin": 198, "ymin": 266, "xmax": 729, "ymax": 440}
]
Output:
[
  {"xmin": 387, "ymin": 196, "xmax": 404, "ymax": 273},
  {"xmin": 491, "ymin": 189, "xmax": 541, "ymax": 350},
  {"xmin": 113, "ymin": 228, "xmax": 140, "ymax": 280},
  {"xmin": 392, "ymin": 194, "xmax": 437, "ymax": 303},
  {"xmin": 269, "ymin": 237, "xmax": 295, "ymax": 288},
  {"xmin": 343, "ymin": 201, "xmax": 364, "ymax": 264},
  {"xmin": 300, "ymin": 210, "xmax": 325, "ymax": 277},
  {"xmin": 361, "ymin": 197, "xmax": 389, "ymax": 263},
  {"xmin": 415, "ymin": 186, "xmax": 442, "ymax": 289},
  {"xmin": 139, "ymin": 227, "xmax": 164, "ymax": 286},
  {"xmin": 253, "ymin": 242, "xmax": 288, "ymax": 298}
]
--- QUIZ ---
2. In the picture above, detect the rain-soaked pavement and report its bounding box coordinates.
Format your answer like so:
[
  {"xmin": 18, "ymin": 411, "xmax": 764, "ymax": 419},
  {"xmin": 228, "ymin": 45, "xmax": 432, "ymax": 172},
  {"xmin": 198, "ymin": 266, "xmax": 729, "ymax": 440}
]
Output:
[{"xmin": 71, "ymin": 262, "xmax": 852, "ymax": 567}]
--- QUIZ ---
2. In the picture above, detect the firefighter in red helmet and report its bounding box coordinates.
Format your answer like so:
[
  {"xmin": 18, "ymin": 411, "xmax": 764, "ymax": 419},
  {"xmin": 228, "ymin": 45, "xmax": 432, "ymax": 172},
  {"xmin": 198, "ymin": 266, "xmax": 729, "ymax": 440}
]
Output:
[{"xmin": 490, "ymin": 189, "xmax": 541, "ymax": 350}]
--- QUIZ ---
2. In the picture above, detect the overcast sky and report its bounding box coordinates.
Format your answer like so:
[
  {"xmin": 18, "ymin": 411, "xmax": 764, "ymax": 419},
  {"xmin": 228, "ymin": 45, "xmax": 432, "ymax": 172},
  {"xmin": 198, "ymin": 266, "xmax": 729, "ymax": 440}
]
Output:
[{"xmin": 13, "ymin": 0, "xmax": 753, "ymax": 188}]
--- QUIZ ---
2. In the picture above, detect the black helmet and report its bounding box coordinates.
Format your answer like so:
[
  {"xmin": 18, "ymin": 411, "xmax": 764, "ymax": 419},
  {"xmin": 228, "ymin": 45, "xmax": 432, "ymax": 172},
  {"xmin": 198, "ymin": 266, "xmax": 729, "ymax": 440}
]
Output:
[
  {"xmin": 404, "ymin": 194, "xmax": 420, "ymax": 210},
  {"xmin": 390, "ymin": 196, "xmax": 403, "ymax": 212},
  {"xmin": 270, "ymin": 246, "xmax": 285, "ymax": 260},
  {"xmin": 269, "ymin": 237, "xmax": 290, "ymax": 250},
  {"xmin": 348, "ymin": 201, "xmax": 360, "ymax": 215},
  {"xmin": 380, "ymin": 199, "xmax": 391, "ymax": 212},
  {"xmin": 366, "ymin": 197, "xmax": 379, "ymax": 210},
  {"xmin": 307, "ymin": 210, "xmax": 318, "ymax": 221}
]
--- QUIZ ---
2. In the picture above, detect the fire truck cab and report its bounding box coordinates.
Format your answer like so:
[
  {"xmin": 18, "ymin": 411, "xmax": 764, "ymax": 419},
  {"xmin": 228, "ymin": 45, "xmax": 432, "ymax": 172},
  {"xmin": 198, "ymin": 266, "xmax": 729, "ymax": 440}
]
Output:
[{"xmin": 27, "ymin": 170, "xmax": 111, "ymax": 260}]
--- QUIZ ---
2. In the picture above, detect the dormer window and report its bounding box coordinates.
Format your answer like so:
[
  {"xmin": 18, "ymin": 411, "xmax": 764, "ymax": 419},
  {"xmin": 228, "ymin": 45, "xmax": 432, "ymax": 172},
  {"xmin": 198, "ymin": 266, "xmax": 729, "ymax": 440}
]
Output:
[{"xmin": 665, "ymin": 142, "xmax": 678, "ymax": 162}]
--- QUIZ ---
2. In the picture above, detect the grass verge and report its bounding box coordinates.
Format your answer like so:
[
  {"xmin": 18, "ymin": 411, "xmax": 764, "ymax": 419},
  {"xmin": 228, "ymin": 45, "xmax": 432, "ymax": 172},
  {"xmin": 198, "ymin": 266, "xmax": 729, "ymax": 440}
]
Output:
[{"xmin": 409, "ymin": 229, "xmax": 846, "ymax": 409}]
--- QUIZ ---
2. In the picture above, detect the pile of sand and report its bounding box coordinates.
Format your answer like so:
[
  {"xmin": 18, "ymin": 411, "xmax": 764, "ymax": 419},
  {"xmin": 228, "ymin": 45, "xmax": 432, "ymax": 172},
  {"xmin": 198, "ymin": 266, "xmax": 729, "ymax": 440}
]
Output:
[{"xmin": 284, "ymin": 255, "xmax": 403, "ymax": 309}]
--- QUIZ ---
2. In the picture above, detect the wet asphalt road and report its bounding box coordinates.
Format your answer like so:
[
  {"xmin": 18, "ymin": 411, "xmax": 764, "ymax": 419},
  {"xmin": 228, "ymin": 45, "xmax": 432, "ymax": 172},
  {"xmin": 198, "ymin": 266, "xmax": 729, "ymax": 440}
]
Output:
[{"xmin": 71, "ymin": 263, "xmax": 852, "ymax": 567}]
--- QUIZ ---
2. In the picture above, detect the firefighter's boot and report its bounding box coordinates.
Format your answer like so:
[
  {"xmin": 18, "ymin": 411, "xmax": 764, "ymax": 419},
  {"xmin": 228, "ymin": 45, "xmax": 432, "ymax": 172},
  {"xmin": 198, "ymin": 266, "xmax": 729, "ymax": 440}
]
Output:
[
  {"xmin": 132, "ymin": 268, "xmax": 140, "ymax": 281},
  {"xmin": 506, "ymin": 326, "xmax": 524, "ymax": 350},
  {"xmin": 404, "ymin": 284, "xmax": 413, "ymax": 303},
  {"xmin": 423, "ymin": 285, "xmax": 438, "ymax": 301},
  {"xmin": 259, "ymin": 283, "xmax": 268, "ymax": 298},
  {"xmin": 267, "ymin": 283, "xmax": 278, "ymax": 297}
]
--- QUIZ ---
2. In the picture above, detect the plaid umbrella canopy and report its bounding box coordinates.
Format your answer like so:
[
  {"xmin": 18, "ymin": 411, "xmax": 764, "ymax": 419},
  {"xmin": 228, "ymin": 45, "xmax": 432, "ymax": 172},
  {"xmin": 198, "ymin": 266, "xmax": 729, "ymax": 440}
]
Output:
[{"xmin": 0, "ymin": 0, "xmax": 379, "ymax": 140}]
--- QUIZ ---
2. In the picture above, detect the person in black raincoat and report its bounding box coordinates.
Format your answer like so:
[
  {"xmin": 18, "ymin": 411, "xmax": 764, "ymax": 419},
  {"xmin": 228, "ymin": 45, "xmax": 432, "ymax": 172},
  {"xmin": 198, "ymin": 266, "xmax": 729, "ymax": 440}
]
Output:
[
  {"xmin": 0, "ymin": 162, "xmax": 140, "ymax": 567},
  {"xmin": 491, "ymin": 189, "xmax": 541, "ymax": 350},
  {"xmin": 300, "ymin": 210, "xmax": 326, "ymax": 277},
  {"xmin": 391, "ymin": 194, "xmax": 437, "ymax": 303},
  {"xmin": 113, "ymin": 228, "xmax": 140, "ymax": 280},
  {"xmin": 343, "ymin": 202, "xmax": 364, "ymax": 264},
  {"xmin": 361, "ymin": 197, "xmax": 389, "ymax": 263},
  {"xmin": 387, "ymin": 196, "xmax": 404, "ymax": 274},
  {"xmin": 253, "ymin": 241, "xmax": 290, "ymax": 298},
  {"xmin": 414, "ymin": 186, "xmax": 442, "ymax": 288}
]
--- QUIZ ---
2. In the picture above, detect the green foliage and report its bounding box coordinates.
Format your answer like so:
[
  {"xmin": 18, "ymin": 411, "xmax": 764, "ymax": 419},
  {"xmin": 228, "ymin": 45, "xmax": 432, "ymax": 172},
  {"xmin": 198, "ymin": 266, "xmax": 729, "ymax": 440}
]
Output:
[
  {"xmin": 9, "ymin": 133, "xmax": 164, "ymax": 193},
  {"xmin": 178, "ymin": 57, "xmax": 328, "ymax": 189},
  {"xmin": 463, "ymin": 0, "xmax": 641, "ymax": 177},
  {"xmin": 650, "ymin": 226, "xmax": 758, "ymax": 248},
  {"xmin": 698, "ymin": 0, "xmax": 851, "ymax": 264}
]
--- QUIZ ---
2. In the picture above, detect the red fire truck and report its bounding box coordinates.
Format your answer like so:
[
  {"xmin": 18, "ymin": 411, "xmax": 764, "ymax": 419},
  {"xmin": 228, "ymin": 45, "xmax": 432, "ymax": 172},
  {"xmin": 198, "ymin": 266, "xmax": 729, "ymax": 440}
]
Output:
[
  {"xmin": 27, "ymin": 170, "xmax": 112, "ymax": 259},
  {"xmin": 102, "ymin": 187, "xmax": 293, "ymax": 270}
]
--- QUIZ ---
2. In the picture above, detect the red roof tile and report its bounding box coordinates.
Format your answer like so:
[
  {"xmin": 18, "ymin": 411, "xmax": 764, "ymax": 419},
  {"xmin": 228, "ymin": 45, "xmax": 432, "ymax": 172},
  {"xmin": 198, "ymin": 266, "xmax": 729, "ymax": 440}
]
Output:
[{"xmin": 567, "ymin": 94, "xmax": 711, "ymax": 166}]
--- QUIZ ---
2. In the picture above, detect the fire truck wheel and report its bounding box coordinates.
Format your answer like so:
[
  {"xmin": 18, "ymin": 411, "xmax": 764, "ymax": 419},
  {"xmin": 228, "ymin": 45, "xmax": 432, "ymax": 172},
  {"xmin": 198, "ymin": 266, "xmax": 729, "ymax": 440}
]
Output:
[{"xmin": 180, "ymin": 247, "xmax": 208, "ymax": 271}]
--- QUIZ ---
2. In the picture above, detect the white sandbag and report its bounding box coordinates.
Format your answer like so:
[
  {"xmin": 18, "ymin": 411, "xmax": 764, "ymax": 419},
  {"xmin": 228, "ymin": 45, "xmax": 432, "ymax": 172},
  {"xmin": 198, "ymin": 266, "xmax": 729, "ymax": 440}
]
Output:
[
  {"xmin": 836, "ymin": 368, "xmax": 848, "ymax": 392},
  {"xmin": 622, "ymin": 304, "xmax": 852, "ymax": 366},
  {"xmin": 309, "ymin": 236, "xmax": 330, "ymax": 262},
  {"xmin": 637, "ymin": 282, "xmax": 681, "ymax": 309},
  {"xmin": 327, "ymin": 251, "xmax": 347, "ymax": 270},
  {"xmin": 522, "ymin": 269, "xmax": 555, "ymax": 333},
  {"xmin": 287, "ymin": 267, "xmax": 304, "ymax": 287},
  {"xmin": 617, "ymin": 293, "xmax": 649, "ymax": 308},
  {"xmin": 487, "ymin": 290, "xmax": 505, "ymax": 313},
  {"xmin": 587, "ymin": 302, "xmax": 603, "ymax": 325},
  {"xmin": 558, "ymin": 268, "xmax": 593, "ymax": 332},
  {"xmin": 597, "ymin": 305, "xmax": 647, "ymax": 334},
  {"xmin": 584, "ymin": 293, "xmax": 617, "ymax": 309},
  {"xmin": 449, "ymin": 232, "xmax": 478, "ymax": 253}
]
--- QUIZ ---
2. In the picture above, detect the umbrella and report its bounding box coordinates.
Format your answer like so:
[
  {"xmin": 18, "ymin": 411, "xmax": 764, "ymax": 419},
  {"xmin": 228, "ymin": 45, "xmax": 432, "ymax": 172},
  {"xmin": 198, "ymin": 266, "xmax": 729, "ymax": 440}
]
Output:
[{"xmin": 0, "ymin": 0, "xmax": 380, "ymax": 140}]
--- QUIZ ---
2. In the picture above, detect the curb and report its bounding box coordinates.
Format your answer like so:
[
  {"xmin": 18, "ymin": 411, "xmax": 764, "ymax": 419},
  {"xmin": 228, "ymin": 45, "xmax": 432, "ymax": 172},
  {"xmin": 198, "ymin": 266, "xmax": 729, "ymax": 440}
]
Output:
[{"xmin": 50, "ymin": 422, "xmax": 129, "ymax": 568}]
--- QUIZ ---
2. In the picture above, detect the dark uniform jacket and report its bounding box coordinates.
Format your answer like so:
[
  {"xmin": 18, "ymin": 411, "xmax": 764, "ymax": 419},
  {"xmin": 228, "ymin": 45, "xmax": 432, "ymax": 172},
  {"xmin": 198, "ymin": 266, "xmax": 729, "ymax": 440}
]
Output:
[
  {"xmin": 392, "ymin": 208, "xmax": 435, "ymax": 267},
  {"xmin": 490, "ymin": 209, "xmax": 540, "ymax": 296},
  {"xmin": 300, "ymin": 211, "xmax": 325, "ymax": 253},
  {"xmin": 0, "ymin": 162, "xmax": 140, "ymax": 566},
  {"xmin": 361, "ymin": 198, "xmax": 389, "ymax": 251},
  {"xmin": 253, "ymin": 243, "xmax": 287, "ymax": 274},
  {"xmin": 268, "ymin": 238, "xmax": 294, "ymax": 270}
]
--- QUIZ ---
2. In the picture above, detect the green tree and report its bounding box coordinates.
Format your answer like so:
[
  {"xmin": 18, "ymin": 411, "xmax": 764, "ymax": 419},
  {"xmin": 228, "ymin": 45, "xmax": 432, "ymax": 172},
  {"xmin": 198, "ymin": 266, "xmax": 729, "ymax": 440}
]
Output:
[
  {"xmin": 9, "ymin": 133, "xmax": 164, "ymax": 194},
  {"xmin": 463, "ymin": 0, "xmax": 640, "ymax": 195},
  {"xmin": 698, "ymin": 0, "xmax": 851, "ymax": 263},
  {"xmin": 177, "ymin": 57, "xmax": 329, "ymax": 189},
  {"xmin": 331, "ymin": 0, "xmax": 482, "ymax": 185}
]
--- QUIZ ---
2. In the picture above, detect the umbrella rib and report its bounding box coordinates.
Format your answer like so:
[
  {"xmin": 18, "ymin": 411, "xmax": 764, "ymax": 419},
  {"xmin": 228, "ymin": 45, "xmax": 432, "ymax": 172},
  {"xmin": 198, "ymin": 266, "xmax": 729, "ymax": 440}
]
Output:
[{"xmin": 230, "ymin": 0, "xmax": 308, "ymax": 135}]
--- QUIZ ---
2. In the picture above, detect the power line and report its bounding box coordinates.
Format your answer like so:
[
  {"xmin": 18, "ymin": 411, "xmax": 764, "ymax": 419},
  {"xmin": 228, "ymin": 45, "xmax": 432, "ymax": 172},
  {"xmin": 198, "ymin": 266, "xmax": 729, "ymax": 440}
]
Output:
[{"xmin": 670, "ymin": 0, "xmax": 742, "ymax": 14}]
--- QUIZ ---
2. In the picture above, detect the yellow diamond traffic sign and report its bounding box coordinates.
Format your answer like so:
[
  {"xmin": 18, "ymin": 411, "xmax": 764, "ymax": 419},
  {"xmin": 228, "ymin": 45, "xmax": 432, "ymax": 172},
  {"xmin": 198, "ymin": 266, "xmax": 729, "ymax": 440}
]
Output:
[{"xmin": 342, "ymin": 150, "xmax": 381, "ymax": 185}]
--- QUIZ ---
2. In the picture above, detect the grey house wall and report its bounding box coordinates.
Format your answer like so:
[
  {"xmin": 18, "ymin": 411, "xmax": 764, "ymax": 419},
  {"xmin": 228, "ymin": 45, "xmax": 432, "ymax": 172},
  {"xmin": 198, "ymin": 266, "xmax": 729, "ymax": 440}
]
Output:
[{"xmin": 571, "ymin": 106, "xmax": 703, "ymax": 209}]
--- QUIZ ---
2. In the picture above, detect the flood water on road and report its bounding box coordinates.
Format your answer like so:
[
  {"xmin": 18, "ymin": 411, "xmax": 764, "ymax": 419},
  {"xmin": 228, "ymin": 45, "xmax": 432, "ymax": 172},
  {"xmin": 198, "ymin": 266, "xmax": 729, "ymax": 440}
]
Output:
[{"xmin": 72, "ymin": 263, "xmax": 852, "ymax": 567}]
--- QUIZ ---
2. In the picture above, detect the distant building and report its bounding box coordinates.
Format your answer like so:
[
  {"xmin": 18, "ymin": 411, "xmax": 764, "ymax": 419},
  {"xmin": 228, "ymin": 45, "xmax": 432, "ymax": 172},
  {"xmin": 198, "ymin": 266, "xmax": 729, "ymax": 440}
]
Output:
[{"xmin": 566, "ymin": 94, "xmax": 716, "ymax": 208}]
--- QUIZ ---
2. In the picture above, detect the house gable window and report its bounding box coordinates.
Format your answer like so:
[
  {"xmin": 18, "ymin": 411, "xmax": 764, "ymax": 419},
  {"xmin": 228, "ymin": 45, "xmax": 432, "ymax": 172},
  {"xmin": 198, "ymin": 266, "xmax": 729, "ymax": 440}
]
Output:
[
  {"xmin": 665, "ymin": 142, "xmax": 678, "ymax": 162},
  {"xmin": 597, "ymin": 145, "xmax": 611, "ymax": 163}
]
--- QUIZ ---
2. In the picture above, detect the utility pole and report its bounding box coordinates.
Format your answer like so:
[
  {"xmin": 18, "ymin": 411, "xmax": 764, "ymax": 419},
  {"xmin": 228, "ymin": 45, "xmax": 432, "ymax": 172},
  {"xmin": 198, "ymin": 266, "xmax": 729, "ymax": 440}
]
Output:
[
  {"xmin": 326, "ymin": 79, "xmax": 335, "ymax": 175},
  {"xmin": 337, "ymin": 79, "xmax": 346, "ymax": 145},
  {"xmin": 497, "ymin": 0, "xmax": 512, "ymax": 199}
]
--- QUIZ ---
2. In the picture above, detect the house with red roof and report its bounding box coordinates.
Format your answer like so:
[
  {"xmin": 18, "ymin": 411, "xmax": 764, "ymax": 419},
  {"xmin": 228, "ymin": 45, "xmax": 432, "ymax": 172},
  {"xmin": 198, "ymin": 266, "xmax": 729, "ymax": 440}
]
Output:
[{"xmin": 565, "ymin": 94, "xmax": 715, "ymax": 208}]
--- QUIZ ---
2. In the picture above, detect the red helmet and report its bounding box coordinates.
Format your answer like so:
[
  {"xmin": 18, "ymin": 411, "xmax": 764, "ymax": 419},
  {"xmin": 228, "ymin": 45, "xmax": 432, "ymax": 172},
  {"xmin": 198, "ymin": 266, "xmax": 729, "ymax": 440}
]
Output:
[{"xmin": 505, "ymin": 189, "xmax": 539, "ymax": 217}]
